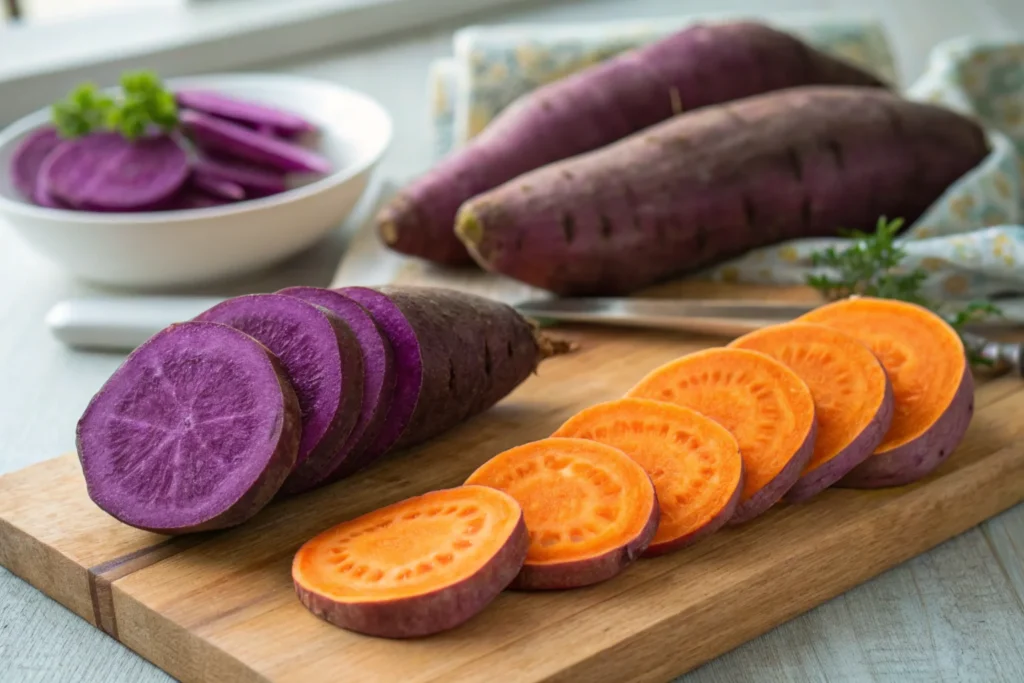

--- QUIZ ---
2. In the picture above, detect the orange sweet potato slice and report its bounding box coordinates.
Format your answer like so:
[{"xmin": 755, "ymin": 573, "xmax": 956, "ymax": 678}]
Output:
[
  {"xmin": 627, "ymin": 348, "xmax": 816, "ymax": 524},
  {"xmin": 798, "ymin": 297, "xmax": 974, "ymax": 487},
  {"xmin": 292, "ymin": 485, "xmax": 527, "ymax": 638},
  {"xmin": 553, "ymin": 398, "xmax": 743, "ymax": 555},
  {"xmin": 729, "ymin": 322, "xmax": 894, "ymax": 501},
  {"xmin": 465, "ymin": 437, "xmax": 658, "ymax": 589}
]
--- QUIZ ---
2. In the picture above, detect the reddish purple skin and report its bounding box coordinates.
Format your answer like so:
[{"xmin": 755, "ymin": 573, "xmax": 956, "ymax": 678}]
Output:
[
  {"xmin": 42, "ymin": 133, "xmax": 190, "ymax": 211},
  {"xmin": 176, "ymin": 90, "xmax": 317, "ymax": 136},
  {"xmin": 729, "ymin": 416, "xmax": 818, "ymax": 525},
  {"xmin": 512, "ymin": 491, "xmax": 659, "ymax": 590},
  {"xmin": 195, "ymin": 295, "xmax": 364, "ymax": 490},
  {"xmin": 191, "ymin": 173, "xmax": 245, "ymax": 201},
  {"xmin": 377, "ymin": 20, "xmax": 886, "ymax": 266},
  {"xmin": 295, "ymin": 513, "xmax": 528, "ymax": 638},
  {"xmin": 75, "ymin": 321, "xmax": 301, "ymax": 534},
  {"xmin": 644, "ymin": 465, "xmax": 745, "ymax": 557},
  {"xmin": 10, "ymin": 127, "xmax": 61, "ymax": 200},
  {"xmin": 785, "ymin": 374, "xmax": 895, "ymax": 503},
  {"xmin": 275, "ymin": 287, "xmax": 397, "ymax": 491},
  {"xmin": 193, "ymin": 155, "xmax": 288, "ymax": 196},
  {"xmin": 838, "ymin": 365, "xmax": 975, "ymax": 488},
  {"xmin": 181, "ymin": 110, "xmax": 330, "ymax": 174}
]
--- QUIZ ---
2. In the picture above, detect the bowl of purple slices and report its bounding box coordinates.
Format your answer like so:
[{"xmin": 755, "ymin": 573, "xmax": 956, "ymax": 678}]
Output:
[{"xmin": 0, "ymin": 71, "xmax": 391, "ymax": 289}]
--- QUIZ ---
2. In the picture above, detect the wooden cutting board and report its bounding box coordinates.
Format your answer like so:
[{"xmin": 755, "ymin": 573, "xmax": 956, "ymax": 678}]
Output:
[{"xmin": 3, "ymin": 199, "xmax": 1024, "ymax": 682}]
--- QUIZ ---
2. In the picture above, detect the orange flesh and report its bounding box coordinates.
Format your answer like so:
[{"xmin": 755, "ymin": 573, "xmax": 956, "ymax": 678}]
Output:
[
  {"xmin": 553, "ymin": 398, "xmax": 742, "ymax": 548},
  {"xmin": 729, "ymin": 322, "xmax": 889, "ymax": 474},
  {"xmin": 627, "ymin": 348, "xmax": 815, "ymax": 503},
  {"xmin": 465, "ymin": 438, "xmax": 655, "ymax": 565},
  {"xmin": 292, "ymin": 485, "xmax": 521, "ymax": 601},
  {"xmin": 798, "ymin": 297, "xmax": 965, "ymax": 453}
]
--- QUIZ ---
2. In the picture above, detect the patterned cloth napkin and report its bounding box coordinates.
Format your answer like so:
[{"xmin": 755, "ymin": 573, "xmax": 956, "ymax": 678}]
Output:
[{"xmin": 426, "ymin": 17, "xmax": 1024, "ymax": 300}]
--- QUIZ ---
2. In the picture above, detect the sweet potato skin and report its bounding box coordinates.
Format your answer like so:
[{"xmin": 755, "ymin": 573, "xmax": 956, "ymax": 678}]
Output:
[
  {"xmin": 838, "ymin": 366, "xmax": 974, "ymax": 488},
  {"xmin": 729, "ymin": 419, "xmax": 817, "ymax": 525},
  {"xmin": 510, "ymin": 495, "xmax": 659, "ymax": 590},
  {"xmin": 379, "ymin": 21, "xmax": 887, "ymax": 266},
  {"xmin": 644, "ymin": 468, "xmax": 743, "ymax": 557},
  {"xmin": 457, "ymin": 86, "xmax": 990, "ymax": 296},
  {"xmin": 294, "ymin": 512, "xmax": 528, "ymax": 638},
  {"xmin": 785, "ymin": 378, "xmax": 894, "ymax": 502}
]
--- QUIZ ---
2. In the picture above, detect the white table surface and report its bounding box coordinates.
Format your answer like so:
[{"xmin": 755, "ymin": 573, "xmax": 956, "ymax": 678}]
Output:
[{"xmin": 3, "ymin": 0, "xmax": 1024, "ymax": 681}]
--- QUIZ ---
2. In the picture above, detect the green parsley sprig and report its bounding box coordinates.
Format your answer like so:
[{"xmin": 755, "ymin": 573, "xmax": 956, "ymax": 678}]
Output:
[
  {"xmin": 806, "ymin": 216, "xmax": 1003, "ymax": 365},
  {"xmin": 51, "ymin": 70, "xmax": 178, "ymax": 141}
]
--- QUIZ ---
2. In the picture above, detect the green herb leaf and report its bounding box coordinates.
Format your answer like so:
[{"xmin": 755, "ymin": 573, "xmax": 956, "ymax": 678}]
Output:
[
  {"xmin": 51, "ymin": 83, "xmax": 116, "ymax": 138},
  {"xmin": 50, "ymin": 70, "xmax": 178, "ymax": 141}
]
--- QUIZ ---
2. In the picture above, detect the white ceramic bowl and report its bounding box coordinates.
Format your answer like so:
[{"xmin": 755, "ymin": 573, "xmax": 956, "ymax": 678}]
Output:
[{"xmin": 0, "ymin": 74, "xmax": 392, "ymax": 289}]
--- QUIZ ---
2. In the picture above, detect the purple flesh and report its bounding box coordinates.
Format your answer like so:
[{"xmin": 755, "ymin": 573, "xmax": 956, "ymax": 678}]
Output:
[
  {"xmin": 181, "ymin": 110, "xmax": 330, "ymax": 174},
  {"xmin": 75, "ymin": 321, "xmax": 301, "ymax": 533},
  {"xmin": 33, "ymin": 162, "xmax": 68, "ymax": 208},
  {"xmin": 511, "ymin": 492, "xmax": 659, "ymax": 590},
  {"xmin": 191, "ymin": 172, "xmax": 245, "ymax": 201},
  {"xmin": 195, "ymin": 294, "xmax": 364, "ymax": 489},
  {"xmin": 170, "ymin": 188, "xmax": 232, "ymax": 210},
  {"xmin": 10, "ymin": 127, "xmax": 62, "ymax": 200},
  {"xmin": 176, "ymin": 90, "xmax": 317, "ymax": 136},
  {"xmin": 729, "ymin": 417, "xmax": 818, "ymax": 525},
  {"xmin": 334, "ymin": 286, "xmax": 423, "ymax": 467},
  {"xmin": 193, "ymin": 155, "xmax": 288, "ymax": 196},
  {"xmin": 276, "ymin": 287, "xmax": 397, "ymax": 492},
  {"xmin": 838, "ymin": 365, "xmax": 975, "ymax": 488},
  {"xmin": 785, "ymin": 375, "xmax": 895, "ymax": 502},
  {"xmin": 42, "ymin": 132, "xmax": 189, "ymax": 211}
]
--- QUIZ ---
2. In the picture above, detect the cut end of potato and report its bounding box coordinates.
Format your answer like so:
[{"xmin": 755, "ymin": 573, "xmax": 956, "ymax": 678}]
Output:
[
  {"xmin": 378, "ymin": 216, "xmax": 399, "ymax": 245},
  {"xmin": 454, "ymin": 206, "xmax": 483, "ymax": 248}
]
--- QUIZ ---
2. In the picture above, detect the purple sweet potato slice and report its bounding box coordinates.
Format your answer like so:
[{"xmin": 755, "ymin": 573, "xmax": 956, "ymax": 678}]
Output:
[
  {"xmin": 293, "ymin": 485, "xmax": 527, "ymax": 638},
  {"xmin": 195, "ymin": 294, "xmax": 364, "ymax": 490},
  {"xmin": 75, "ymin": 321, "xmax": 301, "ymax": 533},
  {"xmin": 193, "ymin": 155, "xmax": 288, "ymax": 196},
  {"xmin": 10, "ymin": 127, "xmax": 61, "ymax": 200},
  {"xmin": 191, "ymin": 172, "xmax": 245, "ymax": 201},
  {"xmin": 41, "ymin": 132, "xmax": 189, "ymax": 211},
  {"xmin": 275, "ymin": 287, "xmax": 396, "ymax": 491},
  {"xmin": 799, "ymin": 297, "xmax": 975, "ymax": 488},
  {"xmin": 180, "ymin": 110, "xmax": 330, "ymax": 174},
  {"xmin": 465, "ymin": 438, "xmax": 659, "ymax": 590},
  {"xmin": 627, "ymin": 347, "xmax": 817, "ymax": 524},
  {"xmin": 176, "ymin": 90, "xmax": 317, "ymax": 136},
  {"xmin": 337, "ymin": 286, "xmax": 565, "ymax": 466},
  {"xmin": 456, "ymin": 86, "xmax": 990, "ymax": 295},
  {"xmin": 729, "ymin": 322, "xmax": 895, "ymax": 502}
]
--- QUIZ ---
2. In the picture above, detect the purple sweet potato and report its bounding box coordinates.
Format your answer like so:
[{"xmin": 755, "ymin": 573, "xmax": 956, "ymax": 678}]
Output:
[
  {"xmin": 465, "ymin": 438, "xmax": 659, "ymax": 590},
  {"xmin": 181, "ymin": 110, "xmax": 330, "ymax": 174},
  {"xmin": 41, "ymin": 132, "xmax": 189, "ymax": 211},
  {"xmin": 75, "ymin": 321, "xmax": 301, "ymax": 533},
  {"xmin": 275, "ymin": 287, "xmax": 397, "ymax": 491},
  {"xmin": 729, "ymin": 322, "xmax": 895, "ymax": 502},
  {"xmin": 337, "ymin": 286, "xmax": 569, "ymax": 467},
  {"xmin": 176, "ymin": 89, "xmax": 317, "ymax": 137},
  {"xmin": 799, "ymin": 297, "xmax": 975, "ymax": 488},
  {"xmin": 195, "ymin": 294, "xmax": 364, "ymax": 491},
  {"xmin": 377, "ymin": 20, "xmax": 888, "ymax": 266},
  {"xmin": 293, "ymin": 485, "xmax": 527, "ymax": 638},
  {"xmin": 10, "ymin": 127, "xmax": 61, "ymax": 201},
  {"xmin": 456, "ymin": 86, "xmax": 990, "ymax": 296},
  {"xmin": 193, "ymin": 155, "xmax": 288, "ymax": 196},
  {"xmin": 191, "ymin": 173, "xmax": 245, "ymax": 201}
]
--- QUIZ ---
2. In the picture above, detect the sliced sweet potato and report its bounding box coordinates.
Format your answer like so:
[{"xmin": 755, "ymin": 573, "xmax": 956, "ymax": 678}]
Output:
[
  {"xmin": 798, "ymin": 297, "xmax": 974, "ymax": 487},
  {"xmin": 465, "ymin": 437, "xmax": 658, "ymax": 589},
  {"xmin": 627, "ymin": 348, "xmax": 816, "ymax": 524},
  {"xmin": 292, "ymin": 485, "xmax": 527, "ymax": 638},
  {"xmin": 729, "ymin": 322, "xmax": 894, "ymax": 502},
  {"xmin": 10, "ymin": 127, "xmax": 61, "ymax": 201},
  {"xmin": 553, "ymin": 398, "xmax": 743, "ymax": 555}
]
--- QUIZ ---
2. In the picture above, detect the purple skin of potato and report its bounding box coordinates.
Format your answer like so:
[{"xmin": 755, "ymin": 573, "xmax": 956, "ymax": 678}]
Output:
[
  {"xmin": 193, "ymin": 155, "xmax": 288, "ymax": 196},
  {"xmin": 10, "ymin": 127, "xmax": 61, "ymax": 200},
  {"xmin": 644, "ymin": 465, "xmax": 745, "ymax": 557},
  {"xmin": 176, "ymin": 90, "xmax": 317, "ymax": 136},
  {"xmin": 181, "ymin": 110, "xmax": 330, "ymax": 175},
  {"xmin": 784, "ymin": 375, "xmax": 895, "ymax": 503},
  {"xmin": 729, "ymin": 417, "xmax": 819, "ymax": 526},
  {"xmin": 42, "ymin": 133, "xmax": 190, "ymax": 211},
  {"xmin": 838, "ymin": 365, "xmax": 975, "ymax": 488},
  {"xmin": 377, "ymin": 20, "xmax": 887, "ymax": 267},
  {"xmin": 275, "ymin": 287, "xmax": 397, "ymax": 491},
  {"xmin": 512, "ymin": 491, "xmax": 659, "ymax": 590},
  {"xmin": 75, "ymin": 321, "xmax": 301, "ymax": 534},
  {"xmin": 195, "ymin": 294, "xmax": 364, "ymax": 490},
  {"xmin": 295, "ymin": 510, "xmax": 529, "ymax": 638}
]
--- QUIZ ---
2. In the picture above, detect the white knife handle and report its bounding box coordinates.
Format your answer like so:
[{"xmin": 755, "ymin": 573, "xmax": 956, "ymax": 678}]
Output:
[{"xmin": 46, "ymin": 297, "xmax": 225, "ymax": 352}]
